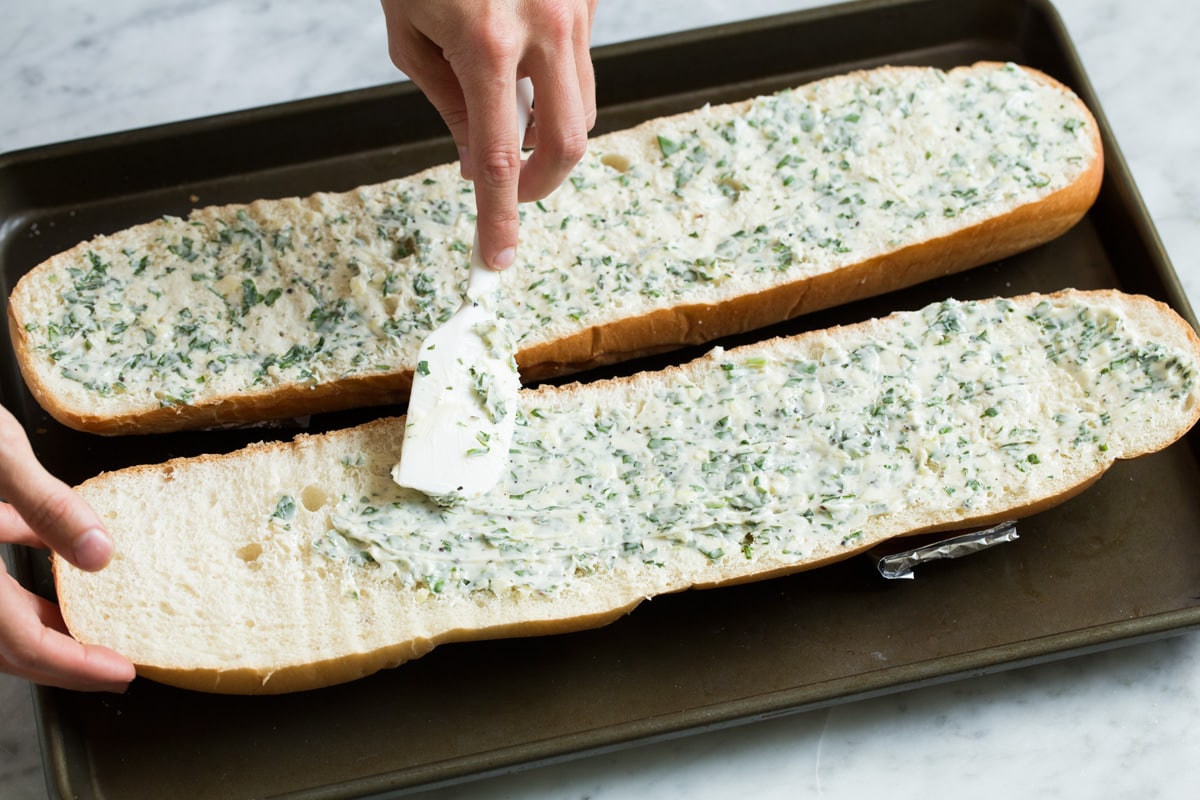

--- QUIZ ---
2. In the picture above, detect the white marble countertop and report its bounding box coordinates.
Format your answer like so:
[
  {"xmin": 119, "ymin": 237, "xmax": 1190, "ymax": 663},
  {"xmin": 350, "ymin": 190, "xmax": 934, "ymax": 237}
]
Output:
[{"xmin": 2, "ymin": 1, "xmax": 1198, "ymax": 798}]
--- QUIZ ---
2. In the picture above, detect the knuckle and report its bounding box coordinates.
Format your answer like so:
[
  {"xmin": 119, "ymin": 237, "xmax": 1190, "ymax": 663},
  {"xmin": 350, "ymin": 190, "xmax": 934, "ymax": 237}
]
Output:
[
  {"xmin": 551, "ymin": 126, "xmax": 590, "ymax": 164},
  {"xmin": 475, "ymin": 146, "xmax": 523, "ymax": 186},
  {"xmin": 439, "ymin": 104, "xmax": 470, "ymax": 133},
  {"xmin": 473, "ymin": 36, "xmax": 512, "ymax": 67},
  {"xmin": 459, "ymin": 19, "xmax": 518, "ymax": 67},
  {"xmin": 534, "ymin": 3, "xmax": 576, "ymax": 41},
  {"xmin": 490, "ymin": 205, "xmax": 522, "ymax": 228},
  {"xmin": 528, "ymin": 125, "xmax": 589, "ymax": 176},
  {"xmin": 386, "ymin": 42, "xmax": 407, "ymax": 72}
]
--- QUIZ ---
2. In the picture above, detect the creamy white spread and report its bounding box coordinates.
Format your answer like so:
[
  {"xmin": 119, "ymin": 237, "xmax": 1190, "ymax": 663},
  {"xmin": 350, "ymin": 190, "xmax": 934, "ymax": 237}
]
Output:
[
  {"xmin": 304, "ymin": 296, "xmax": 1196, "ymax": 596},
  {"xmin": 23, "ymin": 64, "xmax": 1096, "ymax": 416},
  {"xmin": 391, "ymin": 309, "xmax": 521, "ymax": 504}
]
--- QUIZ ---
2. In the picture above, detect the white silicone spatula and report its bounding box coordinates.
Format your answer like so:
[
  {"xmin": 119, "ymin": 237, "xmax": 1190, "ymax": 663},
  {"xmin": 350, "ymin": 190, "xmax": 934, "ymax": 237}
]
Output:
[{"xmin": 392, "ymin": 78, "xmax": 534, "ymax": 503}]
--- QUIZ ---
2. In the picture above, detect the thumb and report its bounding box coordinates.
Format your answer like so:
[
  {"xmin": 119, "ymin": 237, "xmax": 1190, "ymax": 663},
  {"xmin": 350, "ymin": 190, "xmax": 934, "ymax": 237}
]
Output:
[{"xmin": 9, "ymin": 473, "xmax": 113, "ymax": 572}]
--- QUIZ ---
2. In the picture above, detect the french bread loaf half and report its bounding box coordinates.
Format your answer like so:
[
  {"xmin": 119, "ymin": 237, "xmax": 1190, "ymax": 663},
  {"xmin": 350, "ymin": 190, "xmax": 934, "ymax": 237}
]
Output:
[
  {"xmin": 10, "ymin": 62, "xmax": 1102, "ymax": 434},
  {"xmin": 54, "ymin": 289, "xmax": 1200, "ymax": 694}
]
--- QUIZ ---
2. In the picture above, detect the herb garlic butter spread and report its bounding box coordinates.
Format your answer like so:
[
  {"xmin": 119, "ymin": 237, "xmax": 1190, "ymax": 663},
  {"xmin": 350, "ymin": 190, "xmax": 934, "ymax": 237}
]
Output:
[
  {"xmin": 304, "ymin": 295, "xmax": 1197, "ymax": 597},
  {"xmin": 54, "ymin": 289, "xmax": 1200, "ymax": 694},
  {"xmin": 16, "ymin": 63, "xmax": 1098, "ymax": 426}
]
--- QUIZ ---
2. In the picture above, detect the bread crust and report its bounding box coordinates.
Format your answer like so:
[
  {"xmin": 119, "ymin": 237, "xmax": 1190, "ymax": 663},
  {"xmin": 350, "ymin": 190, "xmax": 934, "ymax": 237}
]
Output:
[
  {"xmin": 519, "ymin": 64, "xmax": 1104, "ymax": 381},
  {"xmin": 52, "ymin": 289, "xmax": 1200, "ymax": 694},
  {"xmin": 9, "ymin": 62, "xmax": 1103, "ymax": 435}
]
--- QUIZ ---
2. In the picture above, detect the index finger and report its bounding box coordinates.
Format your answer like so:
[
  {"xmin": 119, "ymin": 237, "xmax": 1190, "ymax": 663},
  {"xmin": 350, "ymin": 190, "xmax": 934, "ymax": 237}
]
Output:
[
  {"xmin": 0, "ymin": 405, "xmax": 112, "ymax": 571},
  {"xmin": 457, "ymin": 64, "xmax": 526, "ymax": 270}
]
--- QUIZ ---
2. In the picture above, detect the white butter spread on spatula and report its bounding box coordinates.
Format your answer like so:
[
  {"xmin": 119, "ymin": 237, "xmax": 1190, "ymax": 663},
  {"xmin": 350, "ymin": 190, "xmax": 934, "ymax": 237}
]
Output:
[
  {"xmin": 392, "ymin": 78, "xmax": 533, "ymax": 504},
  {"xmin": 391, "ymin": 271, "xmax": 520, "ymax": 505}
]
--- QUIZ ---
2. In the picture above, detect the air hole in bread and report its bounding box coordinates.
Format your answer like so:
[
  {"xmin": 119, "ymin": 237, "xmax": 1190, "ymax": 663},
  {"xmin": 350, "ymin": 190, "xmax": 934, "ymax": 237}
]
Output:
[
  {"xmin": 300, "ymin": 485, "xmax": 329, "ymax": 512},
  {"xmin": 237, "ymin": 543, "xmax": 263, "ymax": 563},
  {"xmin": 600, "ymin": 153, "xmax": 631, "ymax": 173}
]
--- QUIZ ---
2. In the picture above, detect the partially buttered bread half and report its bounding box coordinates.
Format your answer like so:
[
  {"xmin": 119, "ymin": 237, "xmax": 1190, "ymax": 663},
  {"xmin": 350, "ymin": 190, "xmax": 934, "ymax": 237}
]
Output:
[
  {"xmin": 9, "ymin": 62, "xmax": 1102, "ymax": 434},
  {"xmin": 55, "ymin": 290, "xmax": 1200, "ymax": 693}
]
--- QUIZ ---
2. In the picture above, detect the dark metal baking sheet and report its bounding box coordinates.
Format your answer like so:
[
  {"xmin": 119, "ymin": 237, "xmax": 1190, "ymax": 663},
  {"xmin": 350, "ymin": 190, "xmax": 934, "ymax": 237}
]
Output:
[{"xmin": 3, "ymin": 0, "xmax": 1199, "ymax": 797}]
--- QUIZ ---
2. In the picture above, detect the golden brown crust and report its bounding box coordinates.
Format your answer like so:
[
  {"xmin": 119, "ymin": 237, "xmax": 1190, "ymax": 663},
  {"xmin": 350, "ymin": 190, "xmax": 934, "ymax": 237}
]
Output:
[
  {"xmin": 9, "ymin": 294, "xmax": 419, "ymax": 435},
  {"xmin": 122, "ymin": 592, "xmax": 645, "ymax": 695},
  {"xmin": 516, "ymin": 163, "xmax": 1104, "ymax": 382},
  {"xmin": 10, "ymin": 63, "xmax": 1103, "ymax": 436},
  {"xmin": 7, "ymin": 305, "xmax": 58, "ymax": 424},
  {"xmin": 519, "ymin": 64, "xmax": 1105, "ymax": 381},
  {"xmin": 97, "ymin": 458, "xmax": 1125, "ymax": 693},
  {"xmin": 54, "ymin": 290, "xmax": 1200, "ymax": 694}
]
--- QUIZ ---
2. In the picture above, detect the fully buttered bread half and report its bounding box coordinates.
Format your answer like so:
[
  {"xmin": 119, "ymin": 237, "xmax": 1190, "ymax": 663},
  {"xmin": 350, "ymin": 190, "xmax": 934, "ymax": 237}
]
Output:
[
  {"xmin": 10, "ymin": 62, "xmax": 1102, "ymax": 434},
  {"xmin": 55, "ymin": 289, "xmax": 1200, "ymax": 694}
]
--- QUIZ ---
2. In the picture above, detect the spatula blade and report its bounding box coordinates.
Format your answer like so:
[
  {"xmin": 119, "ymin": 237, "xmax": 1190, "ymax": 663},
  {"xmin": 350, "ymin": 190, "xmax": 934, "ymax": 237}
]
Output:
[
  {"xmin": 392, "ymin": 78, "xmax": 533, "ymax": 503},
  {"xmin": 392, "ymin": 266, "xmax": 520, "ymax": 502}
]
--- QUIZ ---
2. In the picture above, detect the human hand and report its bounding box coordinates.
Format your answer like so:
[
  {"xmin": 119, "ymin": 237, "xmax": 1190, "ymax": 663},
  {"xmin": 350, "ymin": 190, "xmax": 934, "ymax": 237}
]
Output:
[
  {"xmin": 381, "ymin": 0, "xmax": 598, "ymax": 270},
  {"xmin": 0, "ymin": 405, "xmax": 135, "ymax": 691}
]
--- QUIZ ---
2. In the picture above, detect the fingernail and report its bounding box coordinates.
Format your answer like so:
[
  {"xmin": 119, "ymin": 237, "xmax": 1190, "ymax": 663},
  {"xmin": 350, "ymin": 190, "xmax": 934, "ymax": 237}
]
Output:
[
  {"xmin": 493, "ymin": 248, "xmax": 516, "ymax": 269},
  {"xmin": 458, "ymin": 146, "xmax": 471, "ymax": 179},
  {"xmin": 73, "ymin": 528, "xmax": 113, "ymax": 570}
]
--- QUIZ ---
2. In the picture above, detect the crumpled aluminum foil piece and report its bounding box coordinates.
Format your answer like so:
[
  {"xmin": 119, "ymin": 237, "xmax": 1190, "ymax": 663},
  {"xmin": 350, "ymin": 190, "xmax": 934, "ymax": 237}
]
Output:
[{"xmin": 875, "ymin": 520, "xmax": 1019, "ymax": 580}]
